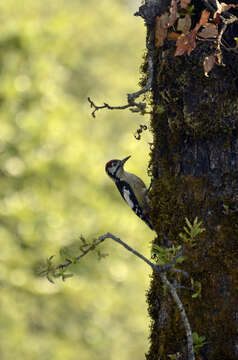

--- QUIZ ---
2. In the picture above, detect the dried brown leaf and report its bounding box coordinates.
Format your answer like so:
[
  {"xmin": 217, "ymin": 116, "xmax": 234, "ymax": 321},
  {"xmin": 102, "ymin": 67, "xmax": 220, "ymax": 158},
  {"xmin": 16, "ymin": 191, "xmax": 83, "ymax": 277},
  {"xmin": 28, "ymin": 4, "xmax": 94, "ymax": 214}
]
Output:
[
  {"xmin": 168, "ymin": 0, "xmax": 179, "ymax": 27},
  {"xmin": 168, "ymin": 31, "xmax": 180, "ymax": 41},
  {"xmin": 180, "ymin": 0, "xmax": 191, "ymax": 9},
  {"xmin": 155, "ymin": 13, "xmax": 169, "ymax": 47},
  {"xmin": 175, "ymin": 30, "xmax": 197, "ymax": 56},
  {"xmin": 198, "ymin": 9, "xmax": 210, "ymax": 27},
  {"xmin": 198, "ymin": 23, "xmax": 218, "ymax": 39},
  {"xmin": 175, "ymin": 9, "xmax": 211, "ymax": 56},
  {"xmin": 203, "ymin": 54, "xmax": 216, "ymax": 77},
  {"xmin": 191, "ymin": 9, "xmax": 210, "ymax": 39},
  {"xmin": 177, "ymin": 14, "xmax": 191, "ymax": 33}
]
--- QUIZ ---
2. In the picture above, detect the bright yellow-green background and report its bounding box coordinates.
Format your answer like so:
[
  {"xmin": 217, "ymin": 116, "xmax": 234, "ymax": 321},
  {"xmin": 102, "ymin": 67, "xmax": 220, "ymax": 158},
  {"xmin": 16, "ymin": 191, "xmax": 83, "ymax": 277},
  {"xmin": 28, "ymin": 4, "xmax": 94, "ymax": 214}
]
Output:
[{"xmin": 0, "ymin": 1, "xmax": 153, "ymax": 359}]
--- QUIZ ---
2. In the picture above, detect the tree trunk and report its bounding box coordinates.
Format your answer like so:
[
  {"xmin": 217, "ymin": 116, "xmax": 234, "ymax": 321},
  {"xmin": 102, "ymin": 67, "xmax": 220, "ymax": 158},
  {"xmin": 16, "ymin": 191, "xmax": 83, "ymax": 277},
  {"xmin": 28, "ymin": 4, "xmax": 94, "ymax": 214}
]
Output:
[{"xmin": 143, "ymin": 1, "xmax": 238, "ymax": 359}]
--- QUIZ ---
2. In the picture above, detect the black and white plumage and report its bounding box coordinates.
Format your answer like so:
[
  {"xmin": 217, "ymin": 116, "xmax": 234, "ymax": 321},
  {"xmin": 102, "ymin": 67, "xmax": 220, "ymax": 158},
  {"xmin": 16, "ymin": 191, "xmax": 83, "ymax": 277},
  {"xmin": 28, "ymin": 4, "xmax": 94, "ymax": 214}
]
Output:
[{"xmin": 105, "ymin": 156, "xmax": 153, "ymax": 230}]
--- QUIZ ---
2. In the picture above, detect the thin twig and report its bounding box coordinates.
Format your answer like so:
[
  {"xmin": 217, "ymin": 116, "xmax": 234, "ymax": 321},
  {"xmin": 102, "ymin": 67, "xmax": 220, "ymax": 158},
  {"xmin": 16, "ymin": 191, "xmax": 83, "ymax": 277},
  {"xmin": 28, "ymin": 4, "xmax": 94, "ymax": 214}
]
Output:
[
  {"xmin": 88, "ymin": 28, "xmax": 154, "ymax": 118},
  {"xmin": 88, "ymin": 97, "xmax": 147, "ymax": 118},
  {"xmin": 160, "ymin": 273, "xmax": 195, "ymax": 360},
  {"xmin": 218, "ymin": 15, "xmax": 238, "ymax": 50},
  {"xmin": 171, "ymin": 267, "xmax": 189, "ymax": 277},
  {"xmin": 57, "ymin": 234, "xmax": 107, "ymax": 269},
  {"xmin": 57, "ymin": 232, "xmax": 181, "ymax": 273}
]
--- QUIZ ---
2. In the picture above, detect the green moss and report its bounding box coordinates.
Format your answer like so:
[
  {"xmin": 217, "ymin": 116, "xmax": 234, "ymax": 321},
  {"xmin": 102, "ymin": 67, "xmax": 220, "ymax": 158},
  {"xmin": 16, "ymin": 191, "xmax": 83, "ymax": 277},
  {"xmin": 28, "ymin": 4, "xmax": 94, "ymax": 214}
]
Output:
[
  {"xmin": 148, "ymin": 172, "xmax": 238, "ymax": 358},
  {"xmin": 147, "ymin": 155, "xmax": 238, "ymax": 359},
  {"xmin": 153, "ymin": 44, "xmax": 238, "ymax": 141}
]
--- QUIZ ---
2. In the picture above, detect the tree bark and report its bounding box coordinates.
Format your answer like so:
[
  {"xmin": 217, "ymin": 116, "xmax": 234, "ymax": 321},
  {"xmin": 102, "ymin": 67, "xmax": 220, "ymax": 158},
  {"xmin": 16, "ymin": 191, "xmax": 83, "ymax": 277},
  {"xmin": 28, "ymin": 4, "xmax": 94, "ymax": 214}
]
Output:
[{"xmin": 144, "ymin": 1, "xmax": 238, "ymax": 359}]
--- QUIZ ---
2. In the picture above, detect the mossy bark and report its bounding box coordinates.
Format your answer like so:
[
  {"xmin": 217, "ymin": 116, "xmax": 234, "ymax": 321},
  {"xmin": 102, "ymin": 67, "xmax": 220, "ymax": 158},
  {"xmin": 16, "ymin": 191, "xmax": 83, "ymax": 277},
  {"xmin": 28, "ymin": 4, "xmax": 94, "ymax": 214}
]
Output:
[{"xmin": 146, "ymin": 33, "xmax": 238, "ymax": 360}]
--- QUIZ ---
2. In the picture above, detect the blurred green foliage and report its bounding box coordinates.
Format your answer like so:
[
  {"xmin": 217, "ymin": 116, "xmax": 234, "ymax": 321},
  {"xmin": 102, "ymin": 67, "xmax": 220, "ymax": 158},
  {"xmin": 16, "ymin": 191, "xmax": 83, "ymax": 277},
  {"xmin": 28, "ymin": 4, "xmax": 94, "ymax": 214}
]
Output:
[{"xmin": 0, "ymin": 0, "xmax": 153, "ymax": 359}]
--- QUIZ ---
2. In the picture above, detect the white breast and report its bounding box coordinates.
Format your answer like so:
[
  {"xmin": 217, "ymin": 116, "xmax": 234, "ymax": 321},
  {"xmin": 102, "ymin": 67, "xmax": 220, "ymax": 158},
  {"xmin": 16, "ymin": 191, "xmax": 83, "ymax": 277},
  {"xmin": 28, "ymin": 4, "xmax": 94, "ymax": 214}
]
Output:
[{"xmin": 123, "ymin": 188, "xmax": 134, "ymax": 209}]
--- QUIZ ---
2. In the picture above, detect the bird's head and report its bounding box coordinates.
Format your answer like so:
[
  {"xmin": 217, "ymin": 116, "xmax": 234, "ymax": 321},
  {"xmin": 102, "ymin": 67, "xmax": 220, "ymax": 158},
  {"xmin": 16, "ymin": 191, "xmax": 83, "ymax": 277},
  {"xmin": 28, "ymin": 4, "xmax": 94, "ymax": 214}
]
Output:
[{"xmin": 105, "ymin": 156, "xmax": 131, "ymax": 179}]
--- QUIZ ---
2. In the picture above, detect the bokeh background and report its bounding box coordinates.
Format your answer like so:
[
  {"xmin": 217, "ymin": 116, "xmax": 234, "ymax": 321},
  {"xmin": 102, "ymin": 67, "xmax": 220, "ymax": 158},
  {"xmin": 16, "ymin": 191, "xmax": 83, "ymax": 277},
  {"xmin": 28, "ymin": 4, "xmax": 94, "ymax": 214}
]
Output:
[{"xmin": 0, "ymin": 0, "xmax": 153, "ymax": 359}]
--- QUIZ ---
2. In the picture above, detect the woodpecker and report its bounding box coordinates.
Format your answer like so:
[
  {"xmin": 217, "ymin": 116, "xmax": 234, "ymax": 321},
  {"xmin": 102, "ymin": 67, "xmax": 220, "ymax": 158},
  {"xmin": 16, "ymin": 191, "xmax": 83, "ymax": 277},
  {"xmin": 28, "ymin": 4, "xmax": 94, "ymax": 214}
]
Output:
[{"xmin": 105, "ymin": 156, "xmax": 153, "ymax": 230}]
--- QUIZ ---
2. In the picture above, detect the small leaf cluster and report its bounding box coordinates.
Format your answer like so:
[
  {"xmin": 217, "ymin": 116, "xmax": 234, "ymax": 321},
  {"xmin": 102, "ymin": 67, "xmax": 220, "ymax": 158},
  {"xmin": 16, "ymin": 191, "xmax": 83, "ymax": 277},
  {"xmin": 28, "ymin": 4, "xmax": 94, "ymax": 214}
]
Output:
[
  {"xmin": 191, "ymin": 278, "xmax": 202, "ymax": 298},
  {"xmin": 192, "ymin": 332, "xmax": 208, "ymax": 354},
  {"xmin": 38, "ymin": 256, "xmax": 74, "ymax": 283},
  {"xmin": 39, "ymin": 235, "xmax": 109, "ymax": 283},
  {"xmin": 152, "ymin": 244, "xmax": 185, "ymax": 266},
  {"xmin": 179, "ymin": 217, "xmax": 205, "ymax": 247}
]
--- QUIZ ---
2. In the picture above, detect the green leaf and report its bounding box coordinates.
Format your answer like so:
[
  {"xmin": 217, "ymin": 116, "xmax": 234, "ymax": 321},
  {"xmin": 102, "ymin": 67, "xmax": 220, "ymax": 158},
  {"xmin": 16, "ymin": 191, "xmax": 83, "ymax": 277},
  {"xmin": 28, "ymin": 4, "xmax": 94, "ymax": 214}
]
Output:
[{"xmin": 185, "ymin": 217, "xmax": 192, "ymax": 229}]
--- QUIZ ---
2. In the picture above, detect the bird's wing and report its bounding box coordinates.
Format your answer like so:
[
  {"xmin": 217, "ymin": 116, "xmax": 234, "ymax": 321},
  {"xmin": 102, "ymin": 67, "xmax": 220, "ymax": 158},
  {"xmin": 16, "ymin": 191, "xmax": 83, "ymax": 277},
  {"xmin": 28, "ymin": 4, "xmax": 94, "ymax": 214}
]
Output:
[{"xmin": 115, "ymin": 180, "xmax": 144, "ymax": 218}]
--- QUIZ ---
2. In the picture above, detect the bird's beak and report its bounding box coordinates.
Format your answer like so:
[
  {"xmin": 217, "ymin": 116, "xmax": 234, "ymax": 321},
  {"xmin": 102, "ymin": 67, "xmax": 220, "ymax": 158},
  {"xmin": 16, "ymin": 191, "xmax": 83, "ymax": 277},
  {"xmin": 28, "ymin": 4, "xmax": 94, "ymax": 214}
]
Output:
[{"xmin": 120, "ymin": 156, "xmax": 131, "ymax": 167}]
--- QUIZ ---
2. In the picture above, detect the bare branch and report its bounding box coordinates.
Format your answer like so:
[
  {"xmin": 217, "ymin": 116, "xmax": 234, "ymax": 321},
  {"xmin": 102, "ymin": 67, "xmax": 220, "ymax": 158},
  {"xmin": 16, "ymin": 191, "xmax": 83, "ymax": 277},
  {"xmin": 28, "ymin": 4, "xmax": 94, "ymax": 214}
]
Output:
[
  {"xmin": 88, "ymin": 28, "xmax": 154, "ymax": 118},
  {"xmin": 57, "ymin": 232, "xmax": 182, "ymax": 274},
  {"xmin": 56, "ymin": 234, "xmax": 107, "ymax": 270},
  {"xmin": 218, "ymin": 15, "xmax": 238, "ymax": 54},
  {"xmin": 170, "ymin": 267, "xmax": 189, "ymax": 277},
  {"xmin": 161, "ymin": 273, "xmax": 195, "ymax": 360},
  {"xmin": 88, "ymin": 97, "xmax": 147, "ymax": 118}
]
